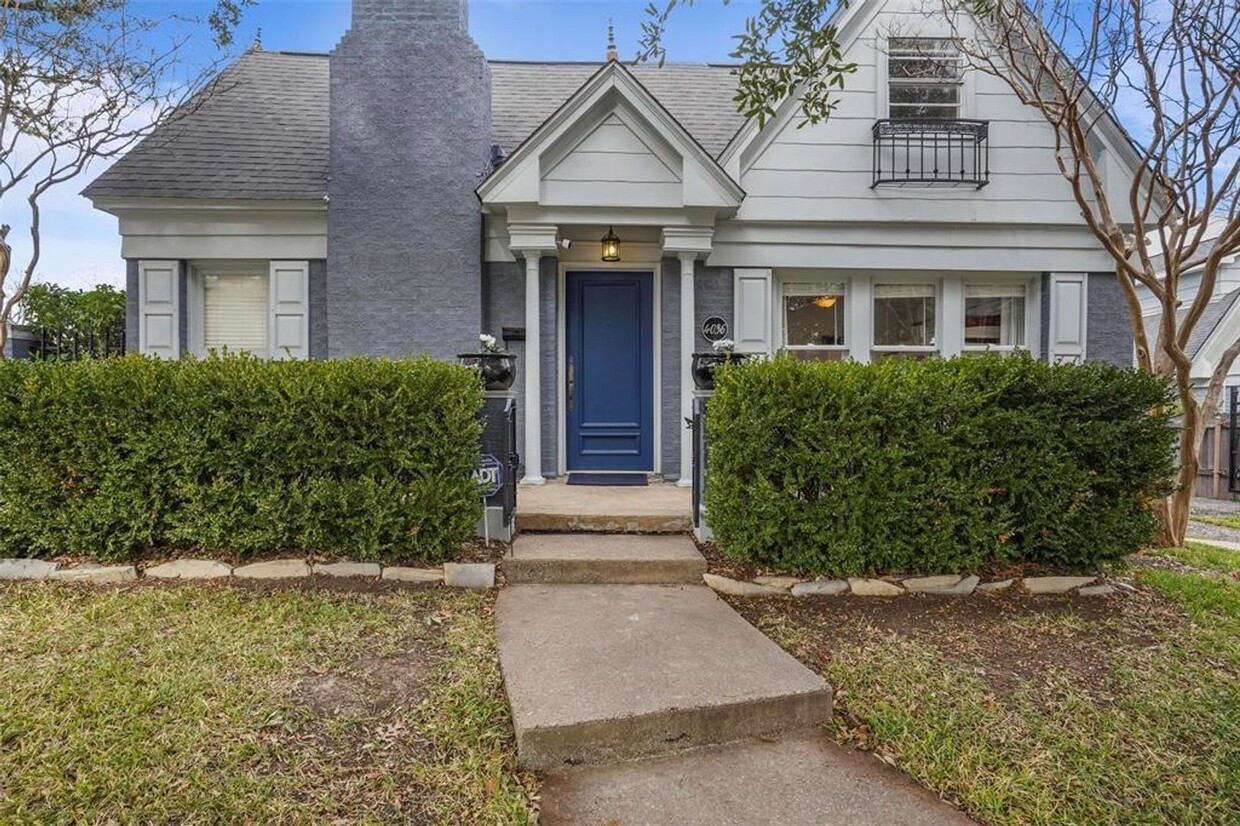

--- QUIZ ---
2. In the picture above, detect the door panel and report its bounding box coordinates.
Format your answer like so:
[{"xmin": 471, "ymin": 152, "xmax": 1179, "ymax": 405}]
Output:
[{"xmin": 566, "ymin": 271, "xmax": 654, "ymax": 471}]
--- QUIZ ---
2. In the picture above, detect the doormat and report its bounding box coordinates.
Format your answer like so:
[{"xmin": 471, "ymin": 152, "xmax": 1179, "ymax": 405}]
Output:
[{"xmin": 566, "ymin": 473, "xmax": 649, "ymax": 487}]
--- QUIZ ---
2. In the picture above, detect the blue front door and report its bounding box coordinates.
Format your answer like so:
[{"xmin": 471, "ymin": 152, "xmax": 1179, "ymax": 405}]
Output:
[{"xmin": 566, "ymin": 271, "xmax": 655, "ymax": 472}]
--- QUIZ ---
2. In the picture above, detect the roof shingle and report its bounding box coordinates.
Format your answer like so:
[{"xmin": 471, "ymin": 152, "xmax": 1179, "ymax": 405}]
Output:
[{"xmin": 84, "ymin": 50, "xmax": 744, "ymax": 201}]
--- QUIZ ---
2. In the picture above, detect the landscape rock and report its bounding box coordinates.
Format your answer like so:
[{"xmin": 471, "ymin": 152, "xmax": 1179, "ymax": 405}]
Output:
[
  {"xmin": 1023, "ymin": 575, "xmax": 1096, "ymax": 594},
  {"xmin": 847, "ymin": 578, "xmax": 905, "ymax": 597},
  {"xmin": 902, "ymin": 574, "xmax": 962, "ymax": 593},
  {"xmin": 443, "ymin": 562, "xmax": 496, "ymax": 589},
  {"xmin": 977, "ymin": 578, "xmax": 1015, "ymax": 593},
  {"xmin": 314, "ymin": 562, "xmax": 381, "ymax": 579},
  {"xmin": 49, "ymin": 564, "xmax": 137, "ymax": 584},
  {"xmin": 233, "ymin": 559, "xmax": 311, "ymax": 580},
  {"xmin": 790, "ymin": 579, "xmax": 850, "ymax": 597},
  {"xmin": 753, "ymin": 576, "xmax": 803, "ymax": 590},
  {"xmin": 0, "ymin": 559, "xmax": 58, "ymax": 580},
  {"xmin": 1078, "ymin": 584, "xmax": 1118, "ymax": 597},
  {"xmin": 145, "ymin": 559, "xmax": 232, "ymax": 580},
  {"xmin": 702, "ymin": 573, "xmax": 786, "ymax": 597},
  {"xmin": 381, "ymin": 567, "xmax": 442, "ymax": 583},
  {"xmin": 923, "ymin": 575, "xmax": 980, "ymax": 596}
]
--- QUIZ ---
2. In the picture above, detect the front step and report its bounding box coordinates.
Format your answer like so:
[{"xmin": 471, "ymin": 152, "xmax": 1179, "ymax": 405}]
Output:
[
  {"xmin": 496, "ymin": 584, "xmax": 833, "ymax": 770},
  {"xmin": 505, "ymin": 534, "xmax": 706, "ymax": 584},
  {"xmin": 515, "ymin": 512, "xmax": 692, "ymax": 533}
]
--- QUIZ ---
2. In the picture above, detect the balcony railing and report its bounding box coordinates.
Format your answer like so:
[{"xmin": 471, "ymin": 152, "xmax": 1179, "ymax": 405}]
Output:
[{"xmin": 872, "ymin": 119, "xmax": 990, "ymax": 189}]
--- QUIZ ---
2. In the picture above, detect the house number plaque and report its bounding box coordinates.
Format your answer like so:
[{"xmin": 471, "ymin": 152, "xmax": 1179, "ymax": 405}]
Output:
[{"xmin": 701, "ymin": 316, "xmax": 729, "ymax": 342}]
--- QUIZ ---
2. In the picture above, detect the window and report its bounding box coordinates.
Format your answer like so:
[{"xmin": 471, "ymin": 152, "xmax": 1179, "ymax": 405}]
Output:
[
  {"xmin": 783, "ymin": 283, "xmax": 846, "ymax": 360},
  {"xmin": 964, "ymin": 284, "xmax": 1026, "ymax": 351},
  {"xmin": 888, "ymin": 38, "xmax": 962, "ymax": 120},
  {"xmin": 873, "ymin": 283, "xmax": 936, "ymax": 359},
  {"xmin": 203, "ymin": 272, "xmax": 269, "ymax": 355}
]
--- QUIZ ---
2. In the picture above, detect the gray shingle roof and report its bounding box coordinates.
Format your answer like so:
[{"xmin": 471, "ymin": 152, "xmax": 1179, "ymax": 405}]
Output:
[
  {"xmin": 84, "ymin": 50, "xmax": 744, "ymax": 201},
  {"xmin": 1143, "ymin": 286, "xmax": 1240, "ymax": 359}
]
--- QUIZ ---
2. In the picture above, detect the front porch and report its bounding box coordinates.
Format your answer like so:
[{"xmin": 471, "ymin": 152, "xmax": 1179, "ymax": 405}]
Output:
[{"xmin": 515, "ymin": 478, "xmax": 692, "ymax": 533}]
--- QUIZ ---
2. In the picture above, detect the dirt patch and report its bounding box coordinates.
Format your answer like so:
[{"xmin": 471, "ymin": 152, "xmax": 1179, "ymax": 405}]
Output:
[
  {"xmin": 731, "ymin": 585, "xmax": 1185, "ymax": 700},
  {"xmin": 296, "ymin": 648, "xmax": 433, "ymax": 718}
]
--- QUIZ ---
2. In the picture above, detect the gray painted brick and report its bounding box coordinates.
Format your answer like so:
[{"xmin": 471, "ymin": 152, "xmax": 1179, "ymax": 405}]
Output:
[
  {"xmin": 483, "ymin": 260, "xmax": 527, "ymax": 472},
  {"xmin": 125, "ymin": 260, "xmax": 139, "ymax": 355},
  {"xmin": 1039, "ymin": 272, "xmax": 1051, "ymax": 359},
  {"xmin": 177, "ymin": 261, "xmax": 188, "ymax": 356},
  {"xmin": 309, "ymin": 259, "xmax": 328, "ymax": 359},
  {"xmin": 327, "ymin": 4, "xmax": 491, "ymax": 361},
  {"xmin": 661, "ymin": 257, "xmax": 681, "ymax": 480},
  {"xmin": 1087, "ymin": 272, "xmax": 1133, "ymax": 366},
  {"xmin": 695, "ymin": 263, "xmax": 734, "ymax": 351},
  {"xmin": 540, "ymin": 258, "xmax": 558, "ymax": 477}
]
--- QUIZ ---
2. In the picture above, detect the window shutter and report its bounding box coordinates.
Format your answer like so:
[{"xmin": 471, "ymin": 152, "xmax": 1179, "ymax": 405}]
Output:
[
  {"xmin": 269, "ymin": 261, "xmax": 310, "ymax": 360},
  {"xmin": 1049, "ymin": 273, "xmax": 1088, "ymax": 363},
  {"xmin": 138, "ymin": 260, "xmax": 179, "ymax": 358},
  {"xmin": 733, "ymin": 268, "xmax": 772, "ymax": 354}
]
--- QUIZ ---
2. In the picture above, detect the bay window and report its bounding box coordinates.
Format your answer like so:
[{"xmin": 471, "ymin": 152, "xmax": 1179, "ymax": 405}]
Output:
[
  {"xmin": 783, "ymin": 282, "xmax": 847, "ymax": 360},
  {"xmin": 964, "ymin": 284, "xmax": 1026, "ymax": 352},
  {"xmin": 873, "ymin": 283, "xmax": 936, "ymax": 360}
]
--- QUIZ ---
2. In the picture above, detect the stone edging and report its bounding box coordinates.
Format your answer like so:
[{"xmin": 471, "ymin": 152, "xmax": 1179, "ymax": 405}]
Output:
[
  {"xmin": 0, "ymin": 558, "xmax": 496, "ymax": 589},
  {"xmin": 704, "ymin": 572, "xmax": 1128, "ymax": 598}
]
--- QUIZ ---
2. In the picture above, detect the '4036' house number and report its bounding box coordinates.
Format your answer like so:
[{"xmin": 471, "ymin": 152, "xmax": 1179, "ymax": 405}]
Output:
[{"xmin": 701, "ymin": 316, "xmax": 729, "ymax": 342}]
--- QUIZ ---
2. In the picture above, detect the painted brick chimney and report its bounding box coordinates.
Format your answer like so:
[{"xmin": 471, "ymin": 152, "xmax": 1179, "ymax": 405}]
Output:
[{"xmin": 327, "ymin": 0, "xmax": 491, "ymax": 359}]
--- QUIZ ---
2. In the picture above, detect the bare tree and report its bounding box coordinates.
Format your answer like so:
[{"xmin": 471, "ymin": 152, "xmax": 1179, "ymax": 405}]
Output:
[
  {"xmin": 0, "ymin": 0, "xmax": 250, "ymax": 356},
  {"xmin": 643, "ymin": 0, "xmax": 1239, "ymax": 546}
]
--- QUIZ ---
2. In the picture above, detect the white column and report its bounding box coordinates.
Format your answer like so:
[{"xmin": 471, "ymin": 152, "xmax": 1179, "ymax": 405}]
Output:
[
  {"xmin": 521, "ymin": 252, "xmax": 544, "ymax": 484},
  {"xmin": 678, "ymin": 252, "xmax": 696, "ymax": 486}
]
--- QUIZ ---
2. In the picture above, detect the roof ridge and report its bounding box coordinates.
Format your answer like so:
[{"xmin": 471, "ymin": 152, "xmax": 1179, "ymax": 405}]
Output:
[{"xmin": 256, "ymin": 51, "xmax": 740, "ymax": 69}]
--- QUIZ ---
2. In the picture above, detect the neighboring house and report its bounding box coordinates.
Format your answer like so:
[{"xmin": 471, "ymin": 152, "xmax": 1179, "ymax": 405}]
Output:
[
  {"xmin": 84, "ymin": 0, "xmax": 1141, "ymax": 484},
  {"xmin": 1139, "ymin": 223, "xmax": 1240, "ymax": 410}
]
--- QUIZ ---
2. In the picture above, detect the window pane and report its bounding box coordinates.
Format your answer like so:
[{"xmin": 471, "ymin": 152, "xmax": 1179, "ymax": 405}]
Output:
[
  {"xmin": 889, "ymin": 84, "xmax": 960, "ymax": 106},
  {"xmin": 204, "ymin": 274, "xmax": 268, "ymax": 354},
  {"xmin": 965, "ymin": 295, "xmax": 1025, "ymax": 346},
  {"xmin": 874, "ymin": 291, "xmax": 936, "ymax": 347},
  {"xmin": 785, "ymin": 292, "xmax": 845, "ymax": 347},
  {"xmin": 888, "ymin": 38, "xmax": 961, "ymax": 120}
]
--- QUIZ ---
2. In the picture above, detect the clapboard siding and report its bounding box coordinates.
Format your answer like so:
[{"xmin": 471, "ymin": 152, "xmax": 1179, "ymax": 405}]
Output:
[{"xmin": 541, "ymin": 113, "xmax": 683, "ymax": 207}]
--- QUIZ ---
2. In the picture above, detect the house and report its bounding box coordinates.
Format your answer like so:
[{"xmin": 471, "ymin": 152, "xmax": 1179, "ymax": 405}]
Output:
[{"xmin": 84, "ymin": 0, "xmax": 1141, "ymax": 486}]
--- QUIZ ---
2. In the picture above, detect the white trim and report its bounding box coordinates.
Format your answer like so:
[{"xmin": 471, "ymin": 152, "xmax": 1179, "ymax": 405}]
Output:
[
  {"xmin": 520, "ymin": 251, "xmax": 546, "ymax": 485},
  {"xmin": 678, "ymin": 252, "xmax": 696, "ymax": 486},
  {"xmin": 557, "ymin": 261, "xmax": 662, "ymax": 477}
]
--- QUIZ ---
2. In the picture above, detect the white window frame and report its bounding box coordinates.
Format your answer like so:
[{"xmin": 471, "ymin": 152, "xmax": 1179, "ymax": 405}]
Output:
[
  {"xmin": 780, "ymin": 281, "xmax": 850, "ymax": 360},
  {"xmin": 961, "ymin": 282, "xmax": 1032, "ymax": 354},
  {"xmin": 886, "ymin": 37, "xmax": 964, "ymax": 121},
  {"xmin": 871, "ymin": 281, "xmax": 939, "ymax": 358},
  {"xmin": 187, "ymin": 260, "xmax": 272, "ymax": 358}
]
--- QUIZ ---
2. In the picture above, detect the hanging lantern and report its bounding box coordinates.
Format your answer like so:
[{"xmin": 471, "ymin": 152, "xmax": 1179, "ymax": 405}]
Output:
[
  {"xmin": 814, "ymin": 295, "xmax": 837, "ymax": 309},
  {"xmin": 600, "ymin": 226, "xmax": 621, "ymax": 262}
]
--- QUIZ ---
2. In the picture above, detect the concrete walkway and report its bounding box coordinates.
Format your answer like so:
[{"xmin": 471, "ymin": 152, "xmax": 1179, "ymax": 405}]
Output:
[{"xmin": 496, "ymin": 532, "xmax": 973, "ymax": 824}]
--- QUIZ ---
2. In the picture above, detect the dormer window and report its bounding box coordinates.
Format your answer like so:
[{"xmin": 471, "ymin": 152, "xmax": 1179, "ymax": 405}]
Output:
[{"xmin": 888, "ymin": 38, "xmax": 962, "ymax": 120}]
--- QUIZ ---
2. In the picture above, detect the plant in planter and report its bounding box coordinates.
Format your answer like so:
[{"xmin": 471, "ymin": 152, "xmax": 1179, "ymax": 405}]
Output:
[
  {"xmin": 458, "ymin": 333, "xmax": 516, "ymax": 391},
  {"xmin": 691, "ymin": 338, "xmax": 748, "ymax": 390}
]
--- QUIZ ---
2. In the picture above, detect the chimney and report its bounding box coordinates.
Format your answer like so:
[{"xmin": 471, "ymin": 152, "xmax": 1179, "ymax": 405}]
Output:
[
  {"xmin": 327, "ymin": 0, "xmax": 492, "ymax": 360},
  {"xmin": 606, "ymin": 19, "xmax": 618, "ymax": 62}
]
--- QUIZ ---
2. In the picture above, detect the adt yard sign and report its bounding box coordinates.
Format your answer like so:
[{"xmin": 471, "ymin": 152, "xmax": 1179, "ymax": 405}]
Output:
[
  {"xmin": 701, "ymin": 316, "xmax": 729, "ymax": 342},
  {"xmin": 474, "ymin": 454, "xmax": 503, "ymax": 497}
]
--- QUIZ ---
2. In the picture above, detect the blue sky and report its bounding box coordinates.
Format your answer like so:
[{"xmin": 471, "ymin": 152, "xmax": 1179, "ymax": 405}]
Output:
[{"xmin": 33, "ymin": 0, "xmax": 764, "ymax": 289}]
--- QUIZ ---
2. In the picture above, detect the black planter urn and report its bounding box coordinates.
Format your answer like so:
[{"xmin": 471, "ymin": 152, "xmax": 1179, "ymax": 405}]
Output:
[
  {"xmin": 458, "ymin": 352, "xmax": 517, "ymax": 391},
  {"xmin": 691, "ymin": 351, "xmax": 748, "ymax": 390}
]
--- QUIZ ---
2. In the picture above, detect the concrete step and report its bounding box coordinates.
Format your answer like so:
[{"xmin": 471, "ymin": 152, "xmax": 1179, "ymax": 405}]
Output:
[
  {"xmin": 504, "ymin": 534, "xmax": 706, "ymax": 585},
  {"xmin": 496, "ymin": 584, "xmax": 833, "ymax": 770},
  {"xmin": 539, "ymin": 732, "xmax": 974, "ymax": 826},
  {"xmin": 515, "ymin": 512, "xmax": 692, "ymax": 533}
]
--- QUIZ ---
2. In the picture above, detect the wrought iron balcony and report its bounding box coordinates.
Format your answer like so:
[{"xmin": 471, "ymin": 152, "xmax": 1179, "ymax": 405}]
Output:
[{"xmin": 872, "ymin": 119, "xmax": 990, "ymax": 189}]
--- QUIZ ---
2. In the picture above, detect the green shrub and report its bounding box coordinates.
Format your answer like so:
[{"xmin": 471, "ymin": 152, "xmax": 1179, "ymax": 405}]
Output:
[
  {"xmin": 705, "ymin": 355, "xmax": 1174, "ymax": 575},
  {"xmin": 0, "ymin": 354, "xmax": 483, "ymax": 562}
]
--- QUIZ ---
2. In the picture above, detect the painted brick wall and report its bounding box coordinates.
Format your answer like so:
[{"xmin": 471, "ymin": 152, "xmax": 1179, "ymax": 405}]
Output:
[
  {"xmin": 660, "ymin": 257, "xmax": 681, "ymax": 480},
  {"xmin": 1039, "ymin": 272, "xmax": 1051, "ymax": 359},
  {"xmin": 540, "ymin": 258, "xmax": 558, "ymax": 477},
  {"xmin": 695, "ymin": 263, "xmax": 734, "ymax": 351},
  {"xmin": 308, "ymin": 259, "xmax": 328, "ymax": 359},
  {"xmin": 327, "ymin": 0, "xmax": 491, "ymax": 359},
  {"xmin": 125, "ymin": 260, "xmax": 139, "ymax": 355},
  {"xmin": 483, "ymin": 260, "xmax": 527, "ymax": 473},
  {"xmin": 1086, "ymin": 272, "xmax": 1134, "ymax": 366}
]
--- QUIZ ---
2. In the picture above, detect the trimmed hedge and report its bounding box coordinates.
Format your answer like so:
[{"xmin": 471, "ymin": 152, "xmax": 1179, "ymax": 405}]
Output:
[
  {"xmin": 705, "ymin": 355, "xmax": 1175, "ymax": 575},
  {"xmin": 0, "ymin": 355, "xmax": 484, "ymax": 562}
]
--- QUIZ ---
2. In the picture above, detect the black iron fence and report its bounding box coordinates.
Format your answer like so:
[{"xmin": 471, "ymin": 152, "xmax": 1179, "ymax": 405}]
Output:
[
  {"xmin": 26, "ymin": 326, "xmax": 126, "ymax": 361},
  {"xmin": 872, "ymin": 118, "xmax": 990, "ymax": 189}
]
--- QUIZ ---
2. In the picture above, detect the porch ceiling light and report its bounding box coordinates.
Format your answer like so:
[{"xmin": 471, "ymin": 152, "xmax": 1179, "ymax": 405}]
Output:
[
  {"xmin": 814, "ymin": 295, "xmax": 837, "ymax": 309},
  {"xmin": 600, "ymin": 226, "xmax": 621, "ymax": 262}
]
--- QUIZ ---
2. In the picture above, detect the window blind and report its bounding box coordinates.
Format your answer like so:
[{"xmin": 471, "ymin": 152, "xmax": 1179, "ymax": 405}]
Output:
[
  {"xmin": 875, "ymin": 284, "xmax": 935, "ymax": 298},
  {"xmin": 203, "ymin": 273, "xmax": 269, "ymax": 355},
  {"xmin": 965, "ymin": 284, "xmax": 1026, "ymax": 298}
]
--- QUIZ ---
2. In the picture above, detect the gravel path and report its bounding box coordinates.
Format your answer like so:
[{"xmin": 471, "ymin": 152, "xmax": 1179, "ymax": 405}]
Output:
[{"xmin": 1187, "ymin": 520, "xmax": 1240, "ymax": 544}]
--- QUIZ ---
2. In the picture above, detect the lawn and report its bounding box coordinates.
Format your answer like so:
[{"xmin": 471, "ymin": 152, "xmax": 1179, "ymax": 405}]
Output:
[
  {"xmin": 0, "ymin": 581, "xmax": 536, "ymax": 824},
  {"xmin": 1190, "ymin": 513, "xmax": 1240, "ymax": 530},
  {"xmin": 731, "ymin": 544, "xmax": 1240, "ymax": 826}
]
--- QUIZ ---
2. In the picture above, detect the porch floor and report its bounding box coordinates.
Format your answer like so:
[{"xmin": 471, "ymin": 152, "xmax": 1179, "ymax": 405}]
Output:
[{"xmin": 516, "ymin": 478, "xmax": 692, "ymax": 533}]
